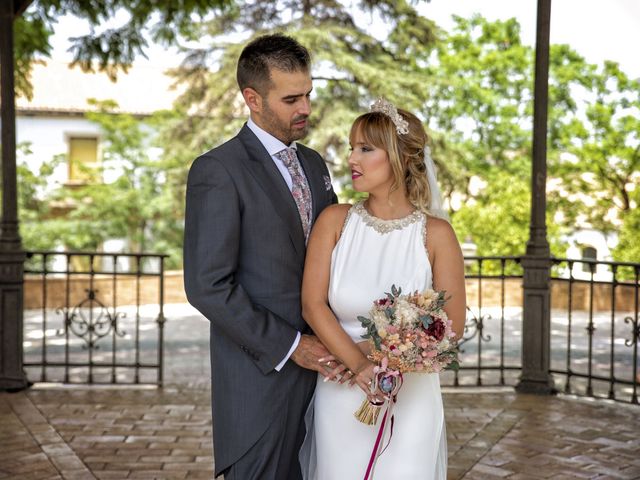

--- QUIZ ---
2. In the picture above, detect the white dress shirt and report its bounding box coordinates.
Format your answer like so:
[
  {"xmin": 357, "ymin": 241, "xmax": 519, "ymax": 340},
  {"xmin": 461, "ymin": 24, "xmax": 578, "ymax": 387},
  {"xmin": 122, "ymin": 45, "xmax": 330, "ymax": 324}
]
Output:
[{"xmin": 246, "ymin": 117, "xmax": 302, "ymax": 371}]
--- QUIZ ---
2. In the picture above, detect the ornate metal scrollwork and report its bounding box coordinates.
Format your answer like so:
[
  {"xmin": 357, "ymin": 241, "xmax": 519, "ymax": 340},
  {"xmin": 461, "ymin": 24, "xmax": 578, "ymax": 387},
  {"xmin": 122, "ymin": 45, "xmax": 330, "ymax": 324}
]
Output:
[
  {"xmin": 624, "ymin": 316, "xmax": 639, "ymax": 347},
  {"xmin": 458, "ymin": 307, "xmax": 492, "ymax": 350},
  {"xmin": 57, "ymin": 289, "xmax": 126, "ymax": 349}
]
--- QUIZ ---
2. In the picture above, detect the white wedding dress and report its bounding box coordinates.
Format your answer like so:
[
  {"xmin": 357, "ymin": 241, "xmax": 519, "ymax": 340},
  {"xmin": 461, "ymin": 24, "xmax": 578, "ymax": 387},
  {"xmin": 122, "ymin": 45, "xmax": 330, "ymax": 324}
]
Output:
[{"xmin": 301, "ymin": 201, "xmax": 447, "ymax": 480}]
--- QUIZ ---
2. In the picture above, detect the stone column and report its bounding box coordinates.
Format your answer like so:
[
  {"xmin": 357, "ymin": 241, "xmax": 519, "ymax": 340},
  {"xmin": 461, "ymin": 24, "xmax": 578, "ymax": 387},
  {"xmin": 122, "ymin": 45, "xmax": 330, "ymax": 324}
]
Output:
[
  {"xmin": 516, "ymin": 0, "xmax": 555, "ymax": 394},
  {"xmin": 0, "ymin": 0, "xmax": 29, "ymax": 391}
]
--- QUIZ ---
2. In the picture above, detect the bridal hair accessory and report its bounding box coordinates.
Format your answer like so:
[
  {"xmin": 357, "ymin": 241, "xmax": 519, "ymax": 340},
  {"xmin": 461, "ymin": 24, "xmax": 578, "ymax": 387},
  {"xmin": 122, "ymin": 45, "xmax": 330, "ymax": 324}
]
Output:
[
  {"xmin": 370, "ymin": 98, "xmax": 449, "ymax": 219},
  {"xmin": 370, "ymin": 97, "xmax": 409, "ymax": 135}
]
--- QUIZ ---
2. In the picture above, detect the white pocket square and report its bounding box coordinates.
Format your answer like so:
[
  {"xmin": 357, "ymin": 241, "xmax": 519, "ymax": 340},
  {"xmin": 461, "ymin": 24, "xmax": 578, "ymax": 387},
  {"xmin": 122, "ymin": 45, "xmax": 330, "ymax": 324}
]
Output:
[{"xmin": 323, "ymin": 175, "xmax": 332, "ymax": 191}]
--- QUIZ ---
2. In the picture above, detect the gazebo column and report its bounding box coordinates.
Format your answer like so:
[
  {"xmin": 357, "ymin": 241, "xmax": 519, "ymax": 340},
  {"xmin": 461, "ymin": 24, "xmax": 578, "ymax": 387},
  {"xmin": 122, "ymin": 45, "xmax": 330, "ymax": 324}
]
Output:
[
  {"xmin": 516, "ymin": 0, "xmax": 555, "ymax": 394},
  {"xmin": 0, "ymin": 0, "xmax": 29, "ymax": 391}
]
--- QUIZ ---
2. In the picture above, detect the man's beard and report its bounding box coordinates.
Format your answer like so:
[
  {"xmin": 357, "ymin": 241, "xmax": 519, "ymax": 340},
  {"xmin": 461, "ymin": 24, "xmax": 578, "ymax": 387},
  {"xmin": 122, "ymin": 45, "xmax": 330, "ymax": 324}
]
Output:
[{"xmin": 262, "ymin": 103, "xmax": 309, "ymax": 145}]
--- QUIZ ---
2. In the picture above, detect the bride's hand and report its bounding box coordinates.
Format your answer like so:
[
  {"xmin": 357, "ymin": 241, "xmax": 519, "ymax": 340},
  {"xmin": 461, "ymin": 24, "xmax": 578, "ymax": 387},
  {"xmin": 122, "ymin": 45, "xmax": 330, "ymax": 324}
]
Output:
[
  {"xmin": 318, "ymin": 355, "xmax": 355, "ymax": 384},
  {"xmin": 353, "ymin": 362, "xmax": 383, "ymax": 402}
]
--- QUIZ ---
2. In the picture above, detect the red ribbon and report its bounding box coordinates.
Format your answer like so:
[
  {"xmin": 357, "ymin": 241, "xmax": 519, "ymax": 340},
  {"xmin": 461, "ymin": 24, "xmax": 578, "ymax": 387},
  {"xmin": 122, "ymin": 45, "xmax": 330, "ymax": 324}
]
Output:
[
  {"xmin": 362, "ymin": 371, "xmax": 402, "ymax": 480},
  {"xmin": 363, "ymin": 407, "xmax": 389, "ymax": 480}
]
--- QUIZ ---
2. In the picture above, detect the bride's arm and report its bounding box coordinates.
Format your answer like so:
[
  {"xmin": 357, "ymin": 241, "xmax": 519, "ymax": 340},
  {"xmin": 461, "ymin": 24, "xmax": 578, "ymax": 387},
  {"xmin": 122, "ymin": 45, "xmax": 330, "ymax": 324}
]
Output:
[
  {"xmin": 427, "ymin": 217, "xmax": 467, "ymax": 340},
  {"xmin": 302, "ymin": 205, "xmax": 375, "ymax": 393}
]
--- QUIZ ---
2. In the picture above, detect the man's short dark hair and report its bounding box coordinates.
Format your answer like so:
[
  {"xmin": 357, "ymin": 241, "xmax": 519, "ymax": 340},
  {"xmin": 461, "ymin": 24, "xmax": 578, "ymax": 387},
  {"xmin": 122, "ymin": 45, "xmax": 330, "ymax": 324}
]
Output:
[{"xmin": 237, "ymin": 33, "xmax": 311, "ymax": 95}]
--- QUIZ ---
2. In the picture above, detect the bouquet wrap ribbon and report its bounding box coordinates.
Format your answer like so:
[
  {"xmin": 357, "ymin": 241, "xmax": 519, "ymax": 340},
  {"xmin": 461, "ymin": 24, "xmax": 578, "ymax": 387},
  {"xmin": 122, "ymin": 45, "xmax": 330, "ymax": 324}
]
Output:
[{"xmin": 362, "ymin": 359, "xmax": 403, "ymax": 480}]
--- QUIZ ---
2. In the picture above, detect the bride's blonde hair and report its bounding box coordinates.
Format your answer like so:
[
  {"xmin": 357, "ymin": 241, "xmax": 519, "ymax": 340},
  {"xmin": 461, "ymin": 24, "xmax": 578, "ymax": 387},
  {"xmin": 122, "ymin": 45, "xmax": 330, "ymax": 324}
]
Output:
[{"xmin": 349, "ymin": 109, "xmax": 432, "ymax": 213}]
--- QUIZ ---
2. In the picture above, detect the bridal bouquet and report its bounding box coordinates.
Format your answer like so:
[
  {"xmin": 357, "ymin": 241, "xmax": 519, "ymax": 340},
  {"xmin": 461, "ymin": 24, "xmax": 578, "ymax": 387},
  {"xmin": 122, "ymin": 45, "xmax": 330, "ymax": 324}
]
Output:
[{"xmin": 355, "ymin": 285, "xmax": 459, "ymax": 425}]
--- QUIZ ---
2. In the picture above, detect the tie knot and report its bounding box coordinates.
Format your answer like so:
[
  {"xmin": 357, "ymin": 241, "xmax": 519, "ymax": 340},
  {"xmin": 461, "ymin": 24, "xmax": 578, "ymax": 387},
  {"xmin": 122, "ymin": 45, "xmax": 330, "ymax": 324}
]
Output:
[{"xmin": 276, "ymin": 147, "xmax": 297, "ymax": 167}]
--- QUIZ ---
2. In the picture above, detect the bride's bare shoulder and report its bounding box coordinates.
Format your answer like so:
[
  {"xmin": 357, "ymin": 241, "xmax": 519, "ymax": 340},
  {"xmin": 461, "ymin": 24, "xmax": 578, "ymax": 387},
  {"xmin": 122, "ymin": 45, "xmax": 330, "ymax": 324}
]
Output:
[
  {"xmin": 317, "ymin": 203, "xmax": 352, "ymax": 223},
  {"xmin": 425, "ymin": 215, "xmax": 459, "ymax": 248},
  {"xmin": 314, "ymin": 203, "xmax": 353, "ymax": 237},
  {"xmin": 425, "ymin": 215, "xmax": 452, "ymax": 231}
]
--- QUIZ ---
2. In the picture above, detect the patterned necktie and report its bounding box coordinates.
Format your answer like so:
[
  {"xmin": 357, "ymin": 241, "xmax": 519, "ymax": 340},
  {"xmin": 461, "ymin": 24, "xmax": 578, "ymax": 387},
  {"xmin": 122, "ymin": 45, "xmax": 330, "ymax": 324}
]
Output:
[{"xmin": 275, "ymin": 147, "xmax": 312, "ymax": 242}]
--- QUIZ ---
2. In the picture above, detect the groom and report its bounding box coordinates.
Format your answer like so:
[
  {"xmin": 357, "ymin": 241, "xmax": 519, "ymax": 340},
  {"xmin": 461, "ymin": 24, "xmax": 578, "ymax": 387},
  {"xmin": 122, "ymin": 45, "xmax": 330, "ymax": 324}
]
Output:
[{"xmin": 183, "ymin": 34, "xmax": 337, "ymax": 479}]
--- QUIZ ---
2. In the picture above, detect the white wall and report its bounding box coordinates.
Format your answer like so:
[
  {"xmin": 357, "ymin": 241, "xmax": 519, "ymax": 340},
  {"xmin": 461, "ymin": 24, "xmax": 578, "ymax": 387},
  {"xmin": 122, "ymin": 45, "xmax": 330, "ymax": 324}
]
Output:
[
  {"xmin": 564, "ymin": 229, "xmax": 619, "ymax": 281},
  {"xmin": 16, "ymin": 115, "xmax": 102, "ymax": 186}
]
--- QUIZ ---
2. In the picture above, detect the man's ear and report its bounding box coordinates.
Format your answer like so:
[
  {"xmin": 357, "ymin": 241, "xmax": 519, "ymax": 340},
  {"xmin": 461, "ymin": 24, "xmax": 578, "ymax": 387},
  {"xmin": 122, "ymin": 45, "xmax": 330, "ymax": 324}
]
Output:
[{"xmin": 242, "ymin": 87, "xmax": 262, "ymax": 114}]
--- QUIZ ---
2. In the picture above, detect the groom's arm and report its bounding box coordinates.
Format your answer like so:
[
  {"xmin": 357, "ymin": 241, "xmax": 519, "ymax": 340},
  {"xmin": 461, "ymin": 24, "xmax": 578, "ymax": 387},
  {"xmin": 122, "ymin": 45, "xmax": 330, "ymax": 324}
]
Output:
[{"xmin": 184, "ymin": 154, "xmax": 303, "ymax": 375}]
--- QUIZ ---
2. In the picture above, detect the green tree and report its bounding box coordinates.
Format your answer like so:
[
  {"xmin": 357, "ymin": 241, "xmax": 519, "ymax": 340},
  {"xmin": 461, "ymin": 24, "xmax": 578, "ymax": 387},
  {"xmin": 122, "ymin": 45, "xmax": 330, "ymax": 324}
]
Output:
[
  {"xmin": 15, "ymin": 3, "xmax": 639, "ymax": 264},
  {"xmin": 164, "ymin": 0, "xmax": 438, "ymax": 199},
  {"xmin": 612, "ymin": 188, "xmax": 640, "ymax": 269},
  {"xmin": 451, "ymin": 171, "xmax": 567, "ymax": 273},
  {"xmin": 67, "ymin": 100, "xmax": 183, "ymax": 265},
  {"xmin": 554, "ymin": 61, "xmax": 640, "ymax": 235},
  {"xmin": 14, "ymin": 0, "xmax": 234, "ymax": 99},
  {"xmin": 17, "ymin": 101, "xmax": 183, "ymax": 267},
  {"xmin": 425, "ymin": 15, "xmax": 534, "ymax": 195},
  {"xmin": 422, "ymin": 15, "xmax": 598, "ymax": 256},
  {"xmin": 16, "ymin": 143, "xmax": 64, "ymax": 251},
  {"xmin": 166, "ymin": 8, "xmax": 632, "ymax": 261},
  {"xmin": 425, "ymin": 16, "xmax": 596, "ymax": 196}
]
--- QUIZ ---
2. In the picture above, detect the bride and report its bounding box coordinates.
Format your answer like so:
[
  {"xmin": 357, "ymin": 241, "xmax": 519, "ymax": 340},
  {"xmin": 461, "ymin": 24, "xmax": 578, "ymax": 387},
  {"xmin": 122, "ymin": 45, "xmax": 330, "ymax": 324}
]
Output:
[{"xmin": 300, "ymin": 99, "xmax": 466, "ymax": 479}]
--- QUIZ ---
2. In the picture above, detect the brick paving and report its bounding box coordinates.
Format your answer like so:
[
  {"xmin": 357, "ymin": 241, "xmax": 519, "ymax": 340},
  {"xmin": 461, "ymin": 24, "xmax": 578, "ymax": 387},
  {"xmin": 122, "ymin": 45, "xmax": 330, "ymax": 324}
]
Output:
[{"xmin": 1, "ymin": 385, "xmax": 639, "ymax": 480}]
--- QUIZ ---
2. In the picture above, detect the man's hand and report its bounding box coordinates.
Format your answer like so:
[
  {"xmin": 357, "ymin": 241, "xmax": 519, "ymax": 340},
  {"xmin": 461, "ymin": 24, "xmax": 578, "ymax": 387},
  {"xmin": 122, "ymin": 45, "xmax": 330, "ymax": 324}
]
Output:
[{"xmin": 290, "ymin": 334, "xmax": 335, "ymax": 377}]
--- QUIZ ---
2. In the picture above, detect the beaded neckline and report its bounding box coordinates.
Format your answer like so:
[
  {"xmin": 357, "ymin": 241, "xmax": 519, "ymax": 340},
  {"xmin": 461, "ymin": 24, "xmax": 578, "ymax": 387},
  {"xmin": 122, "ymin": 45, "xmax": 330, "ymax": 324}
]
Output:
[{"xmin": 352, "ymin": 201, "xmax": 424, "ymax": 234}]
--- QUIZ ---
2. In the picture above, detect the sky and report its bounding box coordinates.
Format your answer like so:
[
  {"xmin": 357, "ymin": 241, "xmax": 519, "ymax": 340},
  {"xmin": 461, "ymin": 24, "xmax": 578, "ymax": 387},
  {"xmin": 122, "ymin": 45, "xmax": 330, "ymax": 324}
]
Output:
[
  {"xmin": 421, "ymin": 0, "xmax": 640, "ymax": 79},
  {"xmin": 47, "ymin": 0, "xmax": 640, "ymax": 79}
]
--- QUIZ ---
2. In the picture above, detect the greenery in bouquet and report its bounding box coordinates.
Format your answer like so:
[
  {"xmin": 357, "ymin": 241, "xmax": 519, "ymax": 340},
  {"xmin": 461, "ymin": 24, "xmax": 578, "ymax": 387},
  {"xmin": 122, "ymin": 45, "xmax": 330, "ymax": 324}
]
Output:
[{"xmin": 359, "ymin": 285, "xmax": 459, "ymax": 373}]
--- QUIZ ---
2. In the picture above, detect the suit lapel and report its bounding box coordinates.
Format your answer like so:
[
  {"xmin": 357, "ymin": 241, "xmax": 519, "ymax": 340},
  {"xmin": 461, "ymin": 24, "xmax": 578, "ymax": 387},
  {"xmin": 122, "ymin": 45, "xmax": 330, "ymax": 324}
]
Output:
[{"xmin": 238, "ymin": 126, "xmax": 306, "ymax": 255}]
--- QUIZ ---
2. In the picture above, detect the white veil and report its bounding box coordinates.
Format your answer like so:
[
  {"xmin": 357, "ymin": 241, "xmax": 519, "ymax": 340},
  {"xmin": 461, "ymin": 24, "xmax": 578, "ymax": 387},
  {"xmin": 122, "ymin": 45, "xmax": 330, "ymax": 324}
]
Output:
[{"xmin": 424, "ymin": 145, "xmax": 449, "ymax": 221}]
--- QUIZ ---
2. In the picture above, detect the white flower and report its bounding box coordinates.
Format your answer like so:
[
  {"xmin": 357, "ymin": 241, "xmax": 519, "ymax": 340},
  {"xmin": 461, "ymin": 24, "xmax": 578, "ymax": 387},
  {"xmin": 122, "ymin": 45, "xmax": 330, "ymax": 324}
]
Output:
[
  {"xmin": 372, "ymin": 309, "xmax": 390, "ymax": 330},
  {"xmin": 394, "ymin": 299, "xmax": 418, "ymax": 327},
  {"xmin": 415, "ymin": 289, "xmax": 438, "ymax": 308}
]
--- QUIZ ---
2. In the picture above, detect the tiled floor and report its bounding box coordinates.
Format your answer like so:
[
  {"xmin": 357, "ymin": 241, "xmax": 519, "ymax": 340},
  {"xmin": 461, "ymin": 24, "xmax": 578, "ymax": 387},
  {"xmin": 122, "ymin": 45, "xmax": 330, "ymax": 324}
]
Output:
[{"xmin": 1, "ymin": 385, "xmax": 639, "ymax": 480}]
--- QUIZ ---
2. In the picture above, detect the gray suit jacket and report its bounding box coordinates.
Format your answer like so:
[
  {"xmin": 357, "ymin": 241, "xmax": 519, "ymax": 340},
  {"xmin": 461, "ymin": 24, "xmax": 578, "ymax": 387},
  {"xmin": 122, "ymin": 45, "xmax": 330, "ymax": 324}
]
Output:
[{"xmin": 183, "ymin": 124, "xmax": 337, "ymax": 475}]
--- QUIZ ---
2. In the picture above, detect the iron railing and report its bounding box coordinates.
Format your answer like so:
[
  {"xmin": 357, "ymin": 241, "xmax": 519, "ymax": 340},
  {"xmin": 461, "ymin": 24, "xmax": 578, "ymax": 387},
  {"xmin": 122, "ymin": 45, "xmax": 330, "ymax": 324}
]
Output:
[
  {"xmin": 21, "ymin": 252, "xmax": 639, "ymax": 402},
  {"xmin": 444, "ymin": 256, "xmax": 524, "ymax": 388},
  {"xmin": 23, "ymin": 250, "xmax": 167, "ymax": 386},
  {"xmin": 441, "ymin": 256, "xmax": 639, "ymax": 405},
  {"xmin": 550, "ymin": 258, "xmax": 639, "ymax": 404}
]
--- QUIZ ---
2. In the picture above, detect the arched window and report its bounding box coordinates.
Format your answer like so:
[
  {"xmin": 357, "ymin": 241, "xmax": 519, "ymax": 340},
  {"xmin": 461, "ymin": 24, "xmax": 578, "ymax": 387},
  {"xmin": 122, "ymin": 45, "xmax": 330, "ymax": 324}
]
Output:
[{"xmin": 581, "ymin": 246, "xmax": 597, "ymax": 273}]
